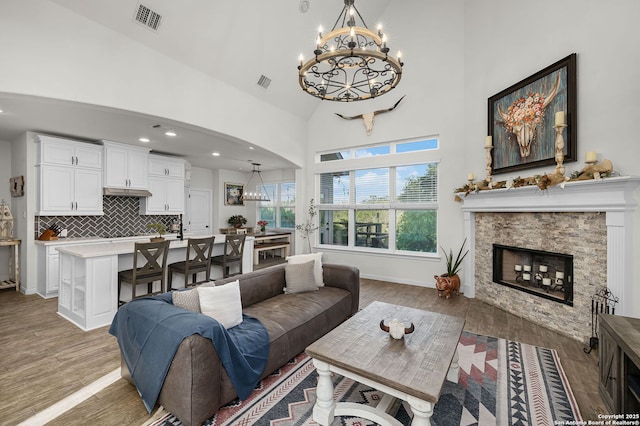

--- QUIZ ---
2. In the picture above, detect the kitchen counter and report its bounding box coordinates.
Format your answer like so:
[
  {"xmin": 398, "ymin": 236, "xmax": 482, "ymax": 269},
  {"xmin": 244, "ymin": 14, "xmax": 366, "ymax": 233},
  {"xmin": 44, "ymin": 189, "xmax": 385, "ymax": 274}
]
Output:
[
  {"xmin": 34, "ymin": 233, "xmax": 183, "ymax": 246},
  {"xmin": 56, "ymin": 234, "xmax": 254, "ymax": 331}
]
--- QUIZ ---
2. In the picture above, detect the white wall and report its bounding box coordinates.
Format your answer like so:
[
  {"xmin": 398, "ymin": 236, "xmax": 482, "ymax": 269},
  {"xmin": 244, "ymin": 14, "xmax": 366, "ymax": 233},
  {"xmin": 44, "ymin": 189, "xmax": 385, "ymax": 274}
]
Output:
[
  {"xmin": 463, "ymin": 0, "xmax": 640, "ymax": 179},
  {"xmin": 0, "ymin": 1, "xmax": 307, "ymax": 167},
  {"xmin": 0, "ymin": 140, "xmax": 12, "ymax": 280},
  {"xmin": 306, "ymin": 0, "xmax": 466, "ymax": 287}
]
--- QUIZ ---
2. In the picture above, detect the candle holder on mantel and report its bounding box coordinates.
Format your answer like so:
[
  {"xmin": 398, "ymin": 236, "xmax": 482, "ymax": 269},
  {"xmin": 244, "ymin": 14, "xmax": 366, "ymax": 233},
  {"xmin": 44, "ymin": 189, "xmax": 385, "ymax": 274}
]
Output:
[
  {"xmin": 554, "ymin": 123, "xmax": 568, "ymax": 175},
  {"xmin": 485, "ymin": 144, "xmax": 493, "ymax": 184}
]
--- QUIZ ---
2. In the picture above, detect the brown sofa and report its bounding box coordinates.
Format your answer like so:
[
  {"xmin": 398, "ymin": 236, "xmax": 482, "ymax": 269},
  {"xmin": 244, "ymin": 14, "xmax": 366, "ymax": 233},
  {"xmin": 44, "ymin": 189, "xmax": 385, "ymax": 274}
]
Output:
[{"xmin": 120, "ymin": 263, "xmax": 360, "ymax": 426}]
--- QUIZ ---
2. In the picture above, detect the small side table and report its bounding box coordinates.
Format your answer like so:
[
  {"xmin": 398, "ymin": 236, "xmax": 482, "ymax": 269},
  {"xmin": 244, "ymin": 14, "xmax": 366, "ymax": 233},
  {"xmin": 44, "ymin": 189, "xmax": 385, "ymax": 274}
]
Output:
[{"xmin": 0, "ymin": 239, "xmax": 20, "ymax": 291}]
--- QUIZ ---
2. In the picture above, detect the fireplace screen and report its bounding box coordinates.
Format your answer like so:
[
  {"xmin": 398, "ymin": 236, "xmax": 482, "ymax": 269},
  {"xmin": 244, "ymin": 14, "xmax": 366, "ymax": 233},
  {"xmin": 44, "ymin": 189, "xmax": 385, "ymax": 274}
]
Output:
[{"xmin": 493, "ymin": 244, "xmax": 573, "ymax": 306}]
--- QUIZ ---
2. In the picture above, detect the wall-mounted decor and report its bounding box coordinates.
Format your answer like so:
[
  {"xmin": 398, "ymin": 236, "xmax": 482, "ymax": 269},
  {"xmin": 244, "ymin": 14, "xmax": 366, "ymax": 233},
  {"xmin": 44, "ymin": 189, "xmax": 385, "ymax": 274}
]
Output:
[
  {"xmin": 10, "ymin": 176, "xmax": 24, "ymax": 197},
  {"xmin": 224, "ymin": 182, "xmax": 244, "ymax": 206},
  {"xmin": 489, "ymin": 53, "xmax": 577, "ymax": 175}
]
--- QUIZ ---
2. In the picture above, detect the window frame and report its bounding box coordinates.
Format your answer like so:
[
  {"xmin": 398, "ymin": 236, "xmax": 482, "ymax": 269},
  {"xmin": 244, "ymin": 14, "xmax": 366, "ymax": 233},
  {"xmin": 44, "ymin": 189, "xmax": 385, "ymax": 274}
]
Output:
[
  {"xmin": 256, "ymin": 181, "xmax": 296, "ymax": 229},
  {"xmin": 314, "ymin": 136, "xmax": 440, "ymax": 258}
]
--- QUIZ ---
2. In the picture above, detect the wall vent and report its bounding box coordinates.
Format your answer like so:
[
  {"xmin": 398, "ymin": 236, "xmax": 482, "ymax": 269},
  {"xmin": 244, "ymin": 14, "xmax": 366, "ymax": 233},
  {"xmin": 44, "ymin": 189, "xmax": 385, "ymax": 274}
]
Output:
[
  {"xmin": 134, "ymin": 3, "xmax": 162, "ymax": 32},
  {"xmin": 257, "ymin": 75, "xmax": 272, "ymax": 89}
]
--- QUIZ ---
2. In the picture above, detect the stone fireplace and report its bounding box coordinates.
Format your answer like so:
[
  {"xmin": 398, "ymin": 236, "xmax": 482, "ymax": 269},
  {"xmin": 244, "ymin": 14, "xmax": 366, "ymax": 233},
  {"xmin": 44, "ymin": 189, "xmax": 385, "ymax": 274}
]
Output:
[{"xmin": 458, "ymin": 177, "xmax": 640, "ymax": 343}]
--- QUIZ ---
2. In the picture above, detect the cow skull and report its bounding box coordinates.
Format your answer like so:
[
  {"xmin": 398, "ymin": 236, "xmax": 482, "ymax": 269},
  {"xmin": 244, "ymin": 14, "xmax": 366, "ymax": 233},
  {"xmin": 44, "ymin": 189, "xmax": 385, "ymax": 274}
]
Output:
[
  {"xmin": 497, "ymin": 74, "xmax": 561, "ymax": 158},
  {"xmin": 335, "ymin": 96, "xmax": 405, "ymax": 136}
]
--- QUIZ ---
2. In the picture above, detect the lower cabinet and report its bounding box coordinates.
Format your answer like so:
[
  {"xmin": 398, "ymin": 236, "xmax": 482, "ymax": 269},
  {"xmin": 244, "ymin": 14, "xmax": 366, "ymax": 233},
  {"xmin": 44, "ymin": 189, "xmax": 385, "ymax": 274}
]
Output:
[
  {"xmin": 599, "ymin": 314, "xmax": 640, "ymax": 414},
  {"xmin": 37, "ymin": 245, "xmax": 60, "ymax": 298}
]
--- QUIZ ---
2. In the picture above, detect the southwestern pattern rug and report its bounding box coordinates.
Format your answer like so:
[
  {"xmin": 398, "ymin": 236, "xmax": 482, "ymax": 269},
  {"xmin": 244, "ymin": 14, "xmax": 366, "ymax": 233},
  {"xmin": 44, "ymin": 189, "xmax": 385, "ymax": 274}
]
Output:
[{"xmin": 148, "ymin": 332, "xmax": 582, "ymax": 426}]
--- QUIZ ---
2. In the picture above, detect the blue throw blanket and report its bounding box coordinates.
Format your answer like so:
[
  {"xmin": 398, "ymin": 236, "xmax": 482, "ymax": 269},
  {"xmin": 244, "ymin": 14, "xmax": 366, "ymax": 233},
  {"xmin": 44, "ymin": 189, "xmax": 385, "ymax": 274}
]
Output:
[{"xmin": 109, "ymin": 293, "xmax": 270, "ymax": 412}]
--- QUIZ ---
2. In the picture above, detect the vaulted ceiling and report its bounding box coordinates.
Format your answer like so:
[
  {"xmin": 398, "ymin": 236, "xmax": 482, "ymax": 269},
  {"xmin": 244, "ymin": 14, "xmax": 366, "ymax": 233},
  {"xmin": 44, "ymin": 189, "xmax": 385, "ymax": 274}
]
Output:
[{"xmin": 0, "ymin": 0, "xmax": 393, "ymax": 170}]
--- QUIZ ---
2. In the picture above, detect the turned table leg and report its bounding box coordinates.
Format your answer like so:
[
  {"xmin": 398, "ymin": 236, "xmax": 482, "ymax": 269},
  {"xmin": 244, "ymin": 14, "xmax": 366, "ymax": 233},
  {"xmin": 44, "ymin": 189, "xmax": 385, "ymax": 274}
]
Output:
[{"xmin": 312, "ymin": 359, "xmax": 336, "ymax": 425}]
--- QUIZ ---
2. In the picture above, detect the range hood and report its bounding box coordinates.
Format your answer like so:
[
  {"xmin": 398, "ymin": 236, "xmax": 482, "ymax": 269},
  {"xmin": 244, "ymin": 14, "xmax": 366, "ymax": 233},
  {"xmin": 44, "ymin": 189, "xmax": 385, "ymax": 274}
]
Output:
[{"xmin": 103, "ymin": 187, "xmax": 152, "ymax": 197}]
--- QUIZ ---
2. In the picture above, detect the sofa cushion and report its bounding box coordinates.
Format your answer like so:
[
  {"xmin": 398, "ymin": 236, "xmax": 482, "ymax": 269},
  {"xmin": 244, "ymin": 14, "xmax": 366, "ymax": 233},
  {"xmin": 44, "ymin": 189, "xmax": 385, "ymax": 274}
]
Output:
[
  {"xmin": 284, "ymin": 260, "xmax": 318, "ymax": 294},
  {"xmin": 243, "ymin": 286, "xmax": 352, "ymax": 375},
  {"xmin": 286, "ymin": 252, "xmax": 324, "ymax": 286},
  {"xmin": 172, "ymin": 288, "xmax": 201, "ymax": 312},
  {"xmin": 197, "ymin": 281, "xmax": 243, "ymax": 329}
]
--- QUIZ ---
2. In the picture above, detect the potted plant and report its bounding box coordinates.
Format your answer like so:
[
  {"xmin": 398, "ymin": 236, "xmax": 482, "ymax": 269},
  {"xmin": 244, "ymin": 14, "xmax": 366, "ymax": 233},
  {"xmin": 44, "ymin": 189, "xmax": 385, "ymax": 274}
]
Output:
[
  {"xmin": 228, "ymin": 215, "xmax": 247, "ymax": 229},
  {"xmin": 434, "ymin": 238, "xmax": 469, "ymax": 298},
  {"xmin": 257, "ymin": 220, "xmax": 268, "ymax": 233},
  {"xmin": 146, "ymin": 223, "xmax": 167, "ymax": 242}
]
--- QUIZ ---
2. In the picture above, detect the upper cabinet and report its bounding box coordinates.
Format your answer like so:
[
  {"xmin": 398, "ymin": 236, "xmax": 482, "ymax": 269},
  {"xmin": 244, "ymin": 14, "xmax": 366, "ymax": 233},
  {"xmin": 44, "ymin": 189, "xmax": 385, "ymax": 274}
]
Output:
[
  {"xmin": 140, "ymin": 154, "xmax": 185, "ymax": 215},
  {"xmin": 37, "ymin": 135, "xmax": 103, "ymax": 216},
  {"xmin": 149, "ymin": 155, "xmax": 185, "ymax": 179},
  {"xmin": 102, "ymin": 141, "xmax": 150, "ymax": 190}
]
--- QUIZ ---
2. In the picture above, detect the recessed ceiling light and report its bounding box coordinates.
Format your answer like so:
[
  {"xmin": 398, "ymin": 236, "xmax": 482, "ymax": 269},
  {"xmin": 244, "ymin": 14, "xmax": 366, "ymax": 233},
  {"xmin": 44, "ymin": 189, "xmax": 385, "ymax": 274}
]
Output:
[
  {"xmin": 0, "ymin": 109, "xmax": 4, "ymax": 113},
  {"xmin": 164, "ymin": 130, "xmax": 177, "ymax": 137},
  {"xmin": 249, "ymin": 146, "xmax": 254, "ymax": 150},
  {"xmin": 212, "ymin": 152, "xmax": 220, "ymax": 156},
  {"xmin": 139, "ymin": 137, "xmax": 151, "ymax": 143}
]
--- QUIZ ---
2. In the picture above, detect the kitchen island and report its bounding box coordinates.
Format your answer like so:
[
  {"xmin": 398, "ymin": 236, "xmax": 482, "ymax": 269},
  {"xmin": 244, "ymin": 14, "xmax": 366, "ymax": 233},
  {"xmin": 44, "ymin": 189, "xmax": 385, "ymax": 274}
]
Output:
[{"xmin": 55, "ymin": 234, "xmax": 254, "ymax": 331}]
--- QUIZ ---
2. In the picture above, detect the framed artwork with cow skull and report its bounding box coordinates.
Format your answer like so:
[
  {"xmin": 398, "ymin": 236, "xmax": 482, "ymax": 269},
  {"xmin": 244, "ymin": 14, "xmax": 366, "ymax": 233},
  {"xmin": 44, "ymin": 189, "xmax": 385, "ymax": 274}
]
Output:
[{"xmin": 488, "ymin": 53, "xmax": 577, "ymax": 175}]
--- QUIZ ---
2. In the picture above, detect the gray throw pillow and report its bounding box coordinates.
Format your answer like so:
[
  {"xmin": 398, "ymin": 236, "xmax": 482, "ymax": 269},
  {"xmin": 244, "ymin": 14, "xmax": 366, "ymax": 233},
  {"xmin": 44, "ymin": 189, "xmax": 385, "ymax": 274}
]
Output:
[
  {"xmin": 284, "ymin": 260, "xmax": 319, "ymax": 294},
  {"xmin": 172, "ymin": 288, "xmax": 201, "ymax": 313}
]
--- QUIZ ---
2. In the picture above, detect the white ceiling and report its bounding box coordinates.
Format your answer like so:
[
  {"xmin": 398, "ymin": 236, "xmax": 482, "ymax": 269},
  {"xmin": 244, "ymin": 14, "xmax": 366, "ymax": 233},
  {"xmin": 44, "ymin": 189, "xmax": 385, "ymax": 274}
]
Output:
[{"xmin": 0, "ymin": 0, "xmax": 392, "ymax": 170}]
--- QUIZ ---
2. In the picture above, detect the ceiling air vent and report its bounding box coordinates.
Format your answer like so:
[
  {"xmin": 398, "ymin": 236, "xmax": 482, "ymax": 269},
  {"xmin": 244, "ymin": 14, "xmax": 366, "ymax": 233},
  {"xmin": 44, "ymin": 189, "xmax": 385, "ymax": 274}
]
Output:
[
  {"xmin": 134, "ymin": 3, "xmax": 162, "ymax": 32},
  {"xmin": 257, "ymin": 75, "xmax": 272, "ymax": 89}
]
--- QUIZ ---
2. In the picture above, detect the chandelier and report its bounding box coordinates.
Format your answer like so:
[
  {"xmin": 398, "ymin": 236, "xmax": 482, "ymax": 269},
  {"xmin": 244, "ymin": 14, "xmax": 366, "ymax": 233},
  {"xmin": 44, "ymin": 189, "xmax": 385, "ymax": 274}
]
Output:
[
  {"xmin": 241, "ymin": 163, "xmax": 271, "ymax": 202},
  {"xmin": 297, "ymin": 0, "xmax": 403, "ymax": 102}
]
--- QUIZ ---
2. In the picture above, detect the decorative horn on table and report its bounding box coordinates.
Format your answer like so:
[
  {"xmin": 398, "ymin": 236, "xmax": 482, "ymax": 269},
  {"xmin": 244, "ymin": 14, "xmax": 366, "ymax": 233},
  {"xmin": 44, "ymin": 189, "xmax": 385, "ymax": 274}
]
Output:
[{"xmin": 380, "ymin": 319, "xmax": 415, "ymax": 339}]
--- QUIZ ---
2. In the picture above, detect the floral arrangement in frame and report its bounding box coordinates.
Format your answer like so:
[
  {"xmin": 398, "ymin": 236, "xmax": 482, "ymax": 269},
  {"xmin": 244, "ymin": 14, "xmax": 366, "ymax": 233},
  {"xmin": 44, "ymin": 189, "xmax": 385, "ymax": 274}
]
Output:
[
  {"xmin": 488, "ymin": 53, "xmax": 577, "ymax": 175},
  {"xmin": 224, "ymin": 182, "xmax": 244, "ymax": 206}
]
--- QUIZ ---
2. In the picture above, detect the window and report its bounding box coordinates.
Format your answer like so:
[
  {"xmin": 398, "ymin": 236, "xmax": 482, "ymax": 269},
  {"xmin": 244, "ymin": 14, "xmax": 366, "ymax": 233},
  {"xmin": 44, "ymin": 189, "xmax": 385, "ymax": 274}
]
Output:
[
  {"xmin": 257, "ymin": 182, "xmax": 295, "ymax": 229},
  {"xmin": 317, "ymin": 137, "xmax": 437, "ymax": 163},
  {"xmin": 316, "ymin": 137, "xmax": 439, "ymax": 255}
]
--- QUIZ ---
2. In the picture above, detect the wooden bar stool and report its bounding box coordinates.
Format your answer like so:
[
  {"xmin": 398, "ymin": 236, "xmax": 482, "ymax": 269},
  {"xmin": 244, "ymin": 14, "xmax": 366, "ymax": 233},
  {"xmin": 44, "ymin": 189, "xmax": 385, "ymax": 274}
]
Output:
[
  {"xmin": 167, "ymin": 236, "xmax": 215, "ymax": 289},
  {"xmin": 211, "ymin": 234, "xmax": 246, "ymax": 278},
  {"xmin": 118, "ymin": 240, "xmax": 170, "ymax": 306}
]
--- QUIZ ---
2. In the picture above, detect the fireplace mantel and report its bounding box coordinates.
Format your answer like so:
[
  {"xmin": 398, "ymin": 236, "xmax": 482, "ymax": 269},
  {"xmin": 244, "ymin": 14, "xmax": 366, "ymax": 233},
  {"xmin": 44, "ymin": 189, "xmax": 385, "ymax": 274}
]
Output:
[{"xmin": 458, "ymin": 176, "xmax": 640, "ymax": 318}]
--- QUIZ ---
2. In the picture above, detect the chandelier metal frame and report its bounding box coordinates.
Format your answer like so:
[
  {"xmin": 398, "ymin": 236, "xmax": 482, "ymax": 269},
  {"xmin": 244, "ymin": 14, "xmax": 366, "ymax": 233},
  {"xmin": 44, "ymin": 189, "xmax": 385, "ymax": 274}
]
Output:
[
  {"xmin": 241, "ymin": 163, "xmax": 271, "ymax": 202},
  {"xmin": 297, "ymin": 0, "xmax": 403, "ymax": 102}
]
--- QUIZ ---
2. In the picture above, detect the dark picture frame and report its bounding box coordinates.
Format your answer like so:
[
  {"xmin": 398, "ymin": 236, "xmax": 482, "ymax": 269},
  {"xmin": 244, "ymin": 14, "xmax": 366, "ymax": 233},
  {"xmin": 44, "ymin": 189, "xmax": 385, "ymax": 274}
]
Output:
[
  {"xmin": 489, "ymin": 53, "xmax": 577, "ymax": 175},
  {"xmin": 224, "ymin": 182, "xmax": 244, "ymax": 206}
]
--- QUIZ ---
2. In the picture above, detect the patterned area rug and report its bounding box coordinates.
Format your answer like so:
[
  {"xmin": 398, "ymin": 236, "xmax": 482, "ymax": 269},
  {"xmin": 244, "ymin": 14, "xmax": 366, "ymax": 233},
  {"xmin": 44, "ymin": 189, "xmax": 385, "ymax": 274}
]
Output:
[{"xmin": 147, "ymin": 331, "xmax": 582, "ymax": 426}]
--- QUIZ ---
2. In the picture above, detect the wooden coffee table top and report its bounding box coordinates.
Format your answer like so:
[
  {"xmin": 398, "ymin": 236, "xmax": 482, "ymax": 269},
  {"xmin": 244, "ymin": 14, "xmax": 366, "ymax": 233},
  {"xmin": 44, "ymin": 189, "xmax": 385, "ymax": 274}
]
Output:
[{"xmin": 306, "ymin": 301, "xmax": 465, "ymax": 403}]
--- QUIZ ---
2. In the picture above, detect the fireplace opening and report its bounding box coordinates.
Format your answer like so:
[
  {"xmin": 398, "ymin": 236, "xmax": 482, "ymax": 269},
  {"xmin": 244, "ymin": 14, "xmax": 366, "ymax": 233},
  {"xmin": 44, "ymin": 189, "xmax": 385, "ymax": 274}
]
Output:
[{"xmin": 493, "ymin": 244, "xmax": 574, "ymax": 306}]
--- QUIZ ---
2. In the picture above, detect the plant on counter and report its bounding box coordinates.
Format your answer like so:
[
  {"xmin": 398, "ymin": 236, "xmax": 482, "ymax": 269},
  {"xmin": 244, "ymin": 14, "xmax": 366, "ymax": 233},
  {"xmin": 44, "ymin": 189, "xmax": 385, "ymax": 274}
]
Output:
[
  {"xmin": 228, "ymin": 215, "xmax": 247, "ymax": 228},
  {"xmin": 257, "ymin": 220, "xmax": 268, "ymax": 232},
  {"xmin": 146, "ymin": 223, "xmax": 167, "ymax": 241}
]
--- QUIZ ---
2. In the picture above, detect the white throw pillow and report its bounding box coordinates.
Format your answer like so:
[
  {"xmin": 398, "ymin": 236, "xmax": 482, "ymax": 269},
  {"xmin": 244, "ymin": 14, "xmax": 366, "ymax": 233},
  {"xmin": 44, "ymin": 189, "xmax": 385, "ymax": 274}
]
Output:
[
  {"xmin": 197, "ymin": 281, "xmax": 243, "ymax": 329},
  {"xmin": 284, "ymin": 260, "xmax": 319, "ymax": 294},
  {"xmin": 286, "ymin": 252, "xmax": 324, "ymax": 287}
]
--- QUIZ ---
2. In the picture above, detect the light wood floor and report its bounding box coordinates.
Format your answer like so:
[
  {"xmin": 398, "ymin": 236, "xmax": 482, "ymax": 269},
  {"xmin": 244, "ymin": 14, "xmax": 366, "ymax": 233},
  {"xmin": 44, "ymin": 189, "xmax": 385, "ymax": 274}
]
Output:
[{"xmin": 0, "ymin": 277, "xmax": 605, "ymax": 425}]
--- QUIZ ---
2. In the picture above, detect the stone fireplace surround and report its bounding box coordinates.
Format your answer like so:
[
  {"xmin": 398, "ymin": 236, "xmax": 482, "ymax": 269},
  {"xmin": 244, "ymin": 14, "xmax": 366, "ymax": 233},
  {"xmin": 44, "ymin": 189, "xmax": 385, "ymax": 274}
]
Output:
[{"xmin": 459, "ymin": 176, "xmax": 640, "ymax": 343}]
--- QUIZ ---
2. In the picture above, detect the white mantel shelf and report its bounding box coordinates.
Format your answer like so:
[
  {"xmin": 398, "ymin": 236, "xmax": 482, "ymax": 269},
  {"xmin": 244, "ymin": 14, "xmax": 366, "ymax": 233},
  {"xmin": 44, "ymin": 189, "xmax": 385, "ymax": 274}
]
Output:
[
  {"xmin": 459, "ymin": 176, "xmax": 640, "ymax": 318},
  {"xmin": 458, "ymin": 176, "xmax": 640, "ymax": 213}
]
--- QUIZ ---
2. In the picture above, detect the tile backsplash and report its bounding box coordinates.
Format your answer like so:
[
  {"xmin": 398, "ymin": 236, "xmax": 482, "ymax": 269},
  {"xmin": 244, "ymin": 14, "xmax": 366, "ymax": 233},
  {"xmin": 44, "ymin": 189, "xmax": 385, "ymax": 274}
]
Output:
[{"xmin": 36, "ymin": 196, "xmax": 177, "ymax": 239}]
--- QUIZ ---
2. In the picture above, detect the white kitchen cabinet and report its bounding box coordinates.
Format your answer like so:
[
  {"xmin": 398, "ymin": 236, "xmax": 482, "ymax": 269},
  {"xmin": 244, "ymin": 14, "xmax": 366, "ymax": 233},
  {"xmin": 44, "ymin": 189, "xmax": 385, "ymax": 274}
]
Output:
[
  {"xmin": 141, "ymin": 176, "xmax": 184, "ymax": 214},
  {"xmin": 148, "ymin": 155, "xmax": 185, "ymax": 179},
  {"xmin": 140, "ymin": 154, "xmax": 185, "ymax": 215},
  {"xmin": 102, "ymin": 141, "xmax": 150, "ymax": 190},
  {"xmin": 38, "ymin": 135, "xmax": 102, "ymax": 169},
  {"xmin": 37, "ymin": 136, "xmax": 103, "ymax": 216},
  {"xmin": 37, "ymin": 245, "xmax": 60, "ymax": 298},
  {"xmin": 39, "ymin": 166, "xmax": 103, "ymax": 215}
]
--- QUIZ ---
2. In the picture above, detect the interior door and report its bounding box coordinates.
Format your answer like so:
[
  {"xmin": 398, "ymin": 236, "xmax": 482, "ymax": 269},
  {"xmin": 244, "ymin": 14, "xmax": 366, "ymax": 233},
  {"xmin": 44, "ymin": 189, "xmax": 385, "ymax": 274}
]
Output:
[{"xmin": 185, "ymin": 188, "xmax": 211, "ymax": 234}]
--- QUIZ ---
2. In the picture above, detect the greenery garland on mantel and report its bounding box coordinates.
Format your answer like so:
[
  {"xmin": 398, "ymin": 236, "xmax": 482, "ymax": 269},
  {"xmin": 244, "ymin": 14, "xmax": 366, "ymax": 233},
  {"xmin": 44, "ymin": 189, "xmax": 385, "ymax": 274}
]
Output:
[{"xmin": 455, "ymin": 159, "xmax": 616, "ymax": 199}]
